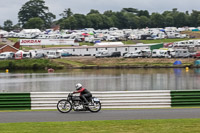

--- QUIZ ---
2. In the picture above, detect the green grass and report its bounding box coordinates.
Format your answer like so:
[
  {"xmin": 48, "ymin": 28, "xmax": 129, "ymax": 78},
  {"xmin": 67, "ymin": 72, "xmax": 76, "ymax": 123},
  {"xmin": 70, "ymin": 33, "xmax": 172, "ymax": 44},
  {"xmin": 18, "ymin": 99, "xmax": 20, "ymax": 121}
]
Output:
[
  {"xmin": 21, "ymin": 46, "xmax": 35, "ymax": 50},
  {"xmin": 0, "ymin": 58, "xmax": 194, "ymax": 70},
  {"xmin": 54, "ymin": 59, "xmax": 85, "ymax": 67},
  {"xmin": 52, "ymin": 58, "xmax": 194, "ymax": 68},
  {"xmin": 8, "ymin": 38, "xmax": 19, "ymax": 43},
  {"xmin": 140, "ymin": 38, "xmax": 198, "ymax": 44},
  {"xmin": 79, "ymin": 42, "xmax": 94, "ymax": 46},
  {"xmin": 122, "ymin": 40, "xmax": 138, "ymax": 44},
  {"xmin": 122, "ymin": 38, "xmax": 198, "ymax": 45},
  {"xmin": 0, "ymin": 59, "xmax": 64, "ymax": 70},
  {"xmin": 0, "ymin": 119, "xmax": 200, "ymax": 133}
]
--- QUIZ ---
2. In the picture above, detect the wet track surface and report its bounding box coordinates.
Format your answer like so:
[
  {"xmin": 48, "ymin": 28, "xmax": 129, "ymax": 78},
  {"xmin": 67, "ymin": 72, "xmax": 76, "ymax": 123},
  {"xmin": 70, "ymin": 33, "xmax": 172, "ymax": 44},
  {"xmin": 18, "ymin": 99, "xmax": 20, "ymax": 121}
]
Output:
[{"xmin": 0, "ymin": 108, "xmax": 200, "ymax": 123}]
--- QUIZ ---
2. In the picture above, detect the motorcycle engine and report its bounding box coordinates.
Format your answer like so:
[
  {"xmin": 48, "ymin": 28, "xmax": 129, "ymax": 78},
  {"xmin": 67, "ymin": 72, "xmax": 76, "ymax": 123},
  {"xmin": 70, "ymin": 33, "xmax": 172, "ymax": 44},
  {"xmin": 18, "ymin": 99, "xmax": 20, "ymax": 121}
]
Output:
[{"xmin": 73, "ymin": 101, "xmax": 84, "ymax": 110}]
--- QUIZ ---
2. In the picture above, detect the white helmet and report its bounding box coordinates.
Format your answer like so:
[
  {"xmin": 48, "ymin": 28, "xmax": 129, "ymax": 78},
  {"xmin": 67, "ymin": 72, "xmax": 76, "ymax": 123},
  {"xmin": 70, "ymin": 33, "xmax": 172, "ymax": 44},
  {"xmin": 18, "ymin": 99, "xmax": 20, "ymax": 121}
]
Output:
[{"xmin": 75, "ymin": 83, "xmax": 82, "ymax": 90}]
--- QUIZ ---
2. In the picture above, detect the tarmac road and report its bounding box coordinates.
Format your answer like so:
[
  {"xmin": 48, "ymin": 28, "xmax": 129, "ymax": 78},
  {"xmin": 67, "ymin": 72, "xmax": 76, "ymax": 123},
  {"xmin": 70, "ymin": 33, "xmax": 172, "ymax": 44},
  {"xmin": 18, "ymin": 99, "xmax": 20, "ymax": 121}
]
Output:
[{"xmin": 0, "ymin": 108, "xmax": 200, "ymax": 123}]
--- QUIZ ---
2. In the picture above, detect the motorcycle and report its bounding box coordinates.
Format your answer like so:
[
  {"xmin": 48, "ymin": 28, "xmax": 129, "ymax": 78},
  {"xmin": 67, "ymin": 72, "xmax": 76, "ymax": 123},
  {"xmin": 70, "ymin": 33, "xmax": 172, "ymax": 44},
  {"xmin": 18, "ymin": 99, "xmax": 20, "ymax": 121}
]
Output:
[{"xmin": 57, "ymin": 93, "xmax": 101, "ymax": 113}]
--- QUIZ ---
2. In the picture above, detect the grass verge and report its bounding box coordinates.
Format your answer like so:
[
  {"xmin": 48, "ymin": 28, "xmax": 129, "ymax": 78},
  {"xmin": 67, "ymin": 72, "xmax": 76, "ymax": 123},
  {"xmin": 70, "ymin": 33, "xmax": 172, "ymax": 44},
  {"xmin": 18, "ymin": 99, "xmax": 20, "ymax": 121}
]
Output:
[
  {"xmin": 0, "ymin": 59, "xmax": 64, "ymax": 70},
  {"xmin": 139, "ymin": 38, "xmax": 194, "ymax": 44},
  {"xmin": 52, "ymin": 58, "xmax": 195, "ymax": 69},
  {"xmin": 0, "ymin": 119, "xmax": 200, "ymax": 133}
]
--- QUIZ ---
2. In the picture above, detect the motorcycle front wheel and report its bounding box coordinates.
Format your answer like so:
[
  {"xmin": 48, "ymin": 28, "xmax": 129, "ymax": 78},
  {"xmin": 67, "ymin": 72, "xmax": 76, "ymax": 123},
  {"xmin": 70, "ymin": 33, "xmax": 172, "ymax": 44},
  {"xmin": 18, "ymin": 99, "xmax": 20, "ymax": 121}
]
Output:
[
  {"xmin": 88, "ymin": 102, "xmax": 101, "ymax": 113},
  {"xmin": 57, "ymin": 99, "xmax": 72, "ymax": 113}
]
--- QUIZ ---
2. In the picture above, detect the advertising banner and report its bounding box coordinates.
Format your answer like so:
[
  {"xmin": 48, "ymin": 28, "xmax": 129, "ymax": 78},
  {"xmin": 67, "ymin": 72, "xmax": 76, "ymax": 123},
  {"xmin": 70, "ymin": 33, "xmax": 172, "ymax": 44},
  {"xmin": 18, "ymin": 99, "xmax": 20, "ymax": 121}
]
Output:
[{"xmin": 20, "ymin": 39, "xmax": 78, "ymax": 46}]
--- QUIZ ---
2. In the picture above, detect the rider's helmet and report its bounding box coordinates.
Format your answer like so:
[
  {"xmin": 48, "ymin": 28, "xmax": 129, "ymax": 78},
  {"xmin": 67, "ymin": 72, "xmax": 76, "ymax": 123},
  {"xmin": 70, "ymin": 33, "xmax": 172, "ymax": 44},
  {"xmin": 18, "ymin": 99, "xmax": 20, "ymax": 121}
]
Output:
[{"xmin": 75, "ymin": 83, "xmax": 82, "ymax": 90}]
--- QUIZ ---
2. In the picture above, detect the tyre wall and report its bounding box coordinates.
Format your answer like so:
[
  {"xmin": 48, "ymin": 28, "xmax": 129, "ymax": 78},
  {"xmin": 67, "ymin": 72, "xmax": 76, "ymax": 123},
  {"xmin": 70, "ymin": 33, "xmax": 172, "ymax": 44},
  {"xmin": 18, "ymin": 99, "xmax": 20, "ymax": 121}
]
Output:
[{"xmin": 0, "ymin": 93, "xmax": 31, "ymax": 110}]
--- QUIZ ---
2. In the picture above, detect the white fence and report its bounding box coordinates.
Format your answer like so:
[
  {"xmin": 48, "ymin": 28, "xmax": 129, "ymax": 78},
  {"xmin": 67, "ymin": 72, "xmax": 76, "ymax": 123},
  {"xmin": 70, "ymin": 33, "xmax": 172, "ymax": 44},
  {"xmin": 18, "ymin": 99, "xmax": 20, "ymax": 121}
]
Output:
[{"xmin": 31, "ymin": 91, "xmax": 171, "ymax": 110}]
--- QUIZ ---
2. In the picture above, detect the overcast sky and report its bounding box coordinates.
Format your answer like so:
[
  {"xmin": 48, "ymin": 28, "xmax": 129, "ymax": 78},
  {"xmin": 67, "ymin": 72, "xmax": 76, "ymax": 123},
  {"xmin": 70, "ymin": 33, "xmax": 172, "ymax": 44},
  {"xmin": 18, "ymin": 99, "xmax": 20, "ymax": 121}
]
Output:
[{"xmin": 0, "ymin": 0, "xmax": 200, "ymax": 26}]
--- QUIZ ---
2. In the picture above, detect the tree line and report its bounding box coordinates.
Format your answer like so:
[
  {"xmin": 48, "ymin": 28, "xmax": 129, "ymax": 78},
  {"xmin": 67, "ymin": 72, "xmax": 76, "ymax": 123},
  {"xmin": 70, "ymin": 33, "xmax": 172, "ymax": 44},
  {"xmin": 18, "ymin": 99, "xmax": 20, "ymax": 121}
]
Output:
[{"xmin": 1, "ymin": 0, "xmax": 200, "ymax": 31}]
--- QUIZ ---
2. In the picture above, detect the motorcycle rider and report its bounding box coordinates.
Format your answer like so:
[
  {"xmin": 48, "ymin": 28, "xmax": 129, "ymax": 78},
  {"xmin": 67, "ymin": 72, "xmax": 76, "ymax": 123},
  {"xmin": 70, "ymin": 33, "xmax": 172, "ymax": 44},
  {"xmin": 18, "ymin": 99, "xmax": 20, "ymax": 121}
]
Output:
[{"xmin": 73, "ymin": 83, "xmax": 92, "ymax": 105}]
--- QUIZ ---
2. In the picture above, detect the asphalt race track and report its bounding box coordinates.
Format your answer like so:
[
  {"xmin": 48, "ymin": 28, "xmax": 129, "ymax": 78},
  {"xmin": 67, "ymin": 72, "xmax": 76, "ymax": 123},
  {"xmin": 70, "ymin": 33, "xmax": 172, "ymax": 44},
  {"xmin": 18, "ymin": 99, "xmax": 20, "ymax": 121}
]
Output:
[{"xmin": 0, "ymin": 108, "xmax": 200, "ymax": 123}]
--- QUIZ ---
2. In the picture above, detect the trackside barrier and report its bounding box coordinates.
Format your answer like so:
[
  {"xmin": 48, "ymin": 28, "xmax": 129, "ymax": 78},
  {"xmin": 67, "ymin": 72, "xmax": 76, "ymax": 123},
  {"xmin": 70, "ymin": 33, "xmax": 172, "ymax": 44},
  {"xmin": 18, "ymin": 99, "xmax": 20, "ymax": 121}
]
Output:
[
  {"xmin": 1, "ymin": 90, "xmax": 200, "ymax": 110},
  {"xmin": 30, "ymin": 91, "xmax": 171, "ymax": 110},
  {"xmin": 171, "ymin": 90, "xmax": 200, "ymax": 107},
  {"xmin": 0, "ymin": 93, "xmax": 31, "ymax": 110}
]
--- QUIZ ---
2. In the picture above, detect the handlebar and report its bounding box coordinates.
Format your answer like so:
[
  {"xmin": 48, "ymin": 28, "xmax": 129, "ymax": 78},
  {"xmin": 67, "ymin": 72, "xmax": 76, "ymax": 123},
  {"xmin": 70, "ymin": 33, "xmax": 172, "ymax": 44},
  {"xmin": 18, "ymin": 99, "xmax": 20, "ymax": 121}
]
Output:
[{"xmin": 68, "ymin": 92, "xmax": 76, "ymax": 96}]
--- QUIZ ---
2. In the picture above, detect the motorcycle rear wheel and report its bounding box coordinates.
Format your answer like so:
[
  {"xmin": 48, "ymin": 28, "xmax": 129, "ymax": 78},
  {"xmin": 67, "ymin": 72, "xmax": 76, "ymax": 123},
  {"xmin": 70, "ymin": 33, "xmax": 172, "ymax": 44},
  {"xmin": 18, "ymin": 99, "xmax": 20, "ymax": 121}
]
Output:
[{"xmin": 57, "ymin": 99, "xmax": 72, "ymax": 113}]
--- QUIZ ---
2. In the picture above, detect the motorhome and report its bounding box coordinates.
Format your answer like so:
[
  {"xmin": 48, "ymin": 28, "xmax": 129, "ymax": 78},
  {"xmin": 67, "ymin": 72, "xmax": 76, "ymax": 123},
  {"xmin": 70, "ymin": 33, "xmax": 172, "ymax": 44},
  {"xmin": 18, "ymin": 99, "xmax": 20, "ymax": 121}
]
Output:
[
  {"xmin": 141, "ymin": 49, "xmax": 152, "ymax": 58},
  {"xmin": 124, "ymin": 50, "xmax": 149, "ymax": 58},
  {"xmin": 160, "ymin": 48, "xmax": 175, "ymax": 58},
  {"xmin": 152, "ymin": 49, "xmax": 168, "ymax": 58}
]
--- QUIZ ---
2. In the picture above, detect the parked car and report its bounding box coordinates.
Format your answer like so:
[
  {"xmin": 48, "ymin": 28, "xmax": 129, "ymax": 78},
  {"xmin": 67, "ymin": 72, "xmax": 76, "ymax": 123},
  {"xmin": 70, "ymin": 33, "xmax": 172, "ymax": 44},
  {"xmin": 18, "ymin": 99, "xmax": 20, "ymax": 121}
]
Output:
[
  {"xmin": 123, "ymin": 52, "xmax": 133, "ymax": 58},
  {"xmin": 192, "ymin": 51, "xmax": 200, "ymax": 58},
  {"xmin": 0, "ymin": 52, "xmax": 15, "ymax": 60},
  {"xmin": 96, "ymin": 50, "xmax": 121, "ymax": 58},
  {"xmin": 47, "ymin": 51, "xmax": 61, "ymax": 59},
  {"xmin": 130, "ymin": 50, "xmax": 143, "ymax": 58},
  {"xmin": 22, "ymin": 52, "xmax": 31, "ymax": 59},
  {"xmin": 95, "ymin": 50, "xmax": 110, "ymax": 58},
  {"xmin": 110, "ymin": 51, "xmax": 121, "ymax": 57},
  {"xmin": 34, "ymin": 53, "xmax": 46, "ymax": 59},
  {"xmin": 61, "ymin": 52, "xmax": 72, "ymax": 57}
]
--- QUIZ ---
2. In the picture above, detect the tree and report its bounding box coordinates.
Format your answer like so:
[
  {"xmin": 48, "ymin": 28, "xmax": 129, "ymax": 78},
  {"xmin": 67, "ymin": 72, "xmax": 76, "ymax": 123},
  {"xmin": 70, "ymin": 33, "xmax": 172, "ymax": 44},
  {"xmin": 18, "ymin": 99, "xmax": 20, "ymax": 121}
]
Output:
[
  {"xmin": 124, "ymin": 13, "xmax": 139, "ymax": 29},
  {"xmin": 101, "ymin": 15, "xmax": 114, "ymax": 29},
  {"xmin": 87, "ymin": 9, "xmax": 100, "ymax": 15},
  {"xmin": 59, "ymin": 8, "xmax": 73, "ymax": 18},
  {"xmin": 122, "ymin": 8, "xmax": 138, "ymax": 14},
  {"xmin": 138, "ymin": 10, "xmax": 150, "ymax": 18},
  {"xmin": 73, "ymin": 14, "xmax": 87, "ymax": 29},
  {"xmin": 164, "ymin": 15, "xmax": 174, "ymax": 27},
  {"xmin": 128, "ymin": 16, "xmax": 140, "ymax": 29},
  {"xmin": 115, "ymin": 11, "xmax": 129, "ymax": 29},
  {"xmin": 60, "ymin": 16, "xmax": 77, "ymax": 29},
  {"xmin": 24, "ymin": 17, "xmax": 44, "ymax": 29},
  {"xmin": 3, "ymin": 20, "xmax": 13, "ymax": 31},
  {"xmin": 190, "ymin": 10, "xmax": 200, "ymax": 27},
  {"xmin": 56, "ymin": 8, "xmax": 200, "ymax": 29},
  {"xmin": 110, "ymin": 14, "xmax": 120, "ymax": 28},
  {"xmin": 174, "ymin": 12, "xmax": 187, "ymax": 27},
  {"xmin": 150, "ymin": 13, "xmax": 165, "ymax": 28},
  {"xmin": 139, "ymin": 16, "xmax": 150, "ymax": 28},
  {"xmin": 86, "ymin": 14, "xmax": 103, "ymax": 29},
  {"xmin": 13, "ymin": 23, "xmax": 21, "ymax": 31},
  {"xmin": 18, "ymin": 0, "xmax": 56, "ymax": 28},
  {"xmin": 103, "ymin": 10, "xmax": 114, "ymax": 17}
]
